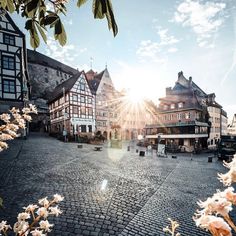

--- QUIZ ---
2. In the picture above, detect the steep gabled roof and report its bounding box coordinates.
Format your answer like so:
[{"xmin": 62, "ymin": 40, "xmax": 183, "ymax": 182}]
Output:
[
  {"xmin": 48, "ymin": 71, "xmax": 82, "ymax": 103},
  {"xmin": 88, "ymin": 70, "xmax": 105, "ymax": 93},
  {"xmin": 4, "ymin": 12, "xmax": 24, "ymax": 36},
  {"xmin": 27, "ymin": 49, "xmax": 78, "ymax": 75}
]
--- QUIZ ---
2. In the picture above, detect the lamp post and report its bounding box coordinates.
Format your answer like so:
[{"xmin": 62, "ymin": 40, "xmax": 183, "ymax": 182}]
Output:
[{"xmin": 22, "ymin": 84, "xmax": 28, "ymax": 139}]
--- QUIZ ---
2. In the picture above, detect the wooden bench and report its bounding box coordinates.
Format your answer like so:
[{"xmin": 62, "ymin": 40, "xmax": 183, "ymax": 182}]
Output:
[{"xmin": 94, "ymin": 146, "xmax": 102, "ymax": 151}]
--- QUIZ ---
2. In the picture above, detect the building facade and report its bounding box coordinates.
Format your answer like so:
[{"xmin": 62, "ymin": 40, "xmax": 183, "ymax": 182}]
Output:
[
  {"xmin": 228, "ymin": 114, "xmax": 236, "ymax": 135},
  {"xmin": 207, "ymin": 93, "xmax": 222, "ymax": 149},
  {"xmin": 49, "ymin": 71, "xmax": 95, "ymax": 137},
  {"xmin": 0, "ymin": 12, "xmax": 29, "ymax": 113},
  {"xmin": 145, "ymin": 72, "xmax": 210, "ymax": 152},
  {"xmin": 86, "ymin": 68, "xmax": 120, "ymax": 139},
  {"xmin": 27, "ymin": 49, "xmax": 78, "ymax": 131}
]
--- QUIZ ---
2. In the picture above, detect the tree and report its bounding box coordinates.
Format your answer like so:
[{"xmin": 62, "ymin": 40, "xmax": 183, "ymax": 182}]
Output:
[{"xmin": 0, "ymin": 0, "xmax": 118, "ymax": 49}]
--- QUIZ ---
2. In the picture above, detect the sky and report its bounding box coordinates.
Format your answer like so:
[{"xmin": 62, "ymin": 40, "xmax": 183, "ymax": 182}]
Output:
[{"xmin": 12, "ymin": 0, "xmax": 236, "ymax": 121}]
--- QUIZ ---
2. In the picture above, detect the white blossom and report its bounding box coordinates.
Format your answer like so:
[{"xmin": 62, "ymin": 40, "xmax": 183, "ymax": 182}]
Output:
[
  {"xmin": 0, "ymin": 133, "xmax": 13, "ymax": 141},
  {"xmin": 31, "ymin": 229, "xmax": 46, "ymax": 236},
  {"xmin": 23, "ymin": 204, "xmax": 38, "ymax": 212},
  {"xmin": 38, "ymin": 197, "xmax": 49, "ymax": 207},
  {"xmin": 36, "ymin": 207, "xmax": 49, "ymax": 218},
  {"xmin": 53, "ymin": 194, "xmax": 64, "ymax": 203},
  {"xmin": 17, "ymin": 212, "xmax": 31, "ymax": 221},
  {"xmin": 0, "ymin": 113, "xmax": 10, "ymax": 123},
  {"xmin": 0, "ymin": 141, "xmax": 8, "ymax": 150},
  {"xmin": 194, "ymin": 214, "xmax": 231, "ymax": 236},
  {"xmin": 39, "ymin": 220, "xmax": 53, "ymax": 232},
  {"xmin": 0, "ymin": 220, "xmax": 11, "ymax": 232},
  {"xmin": 13, "ymin": 221, "xmax": 29, "ymax": 235},
  {"xmin": 49, "ymin": 206, "xmax": 62, "ymax": 216},
  {"xmin": 29, "ymin": 104, "xmax": 38, "ymax": 114}
]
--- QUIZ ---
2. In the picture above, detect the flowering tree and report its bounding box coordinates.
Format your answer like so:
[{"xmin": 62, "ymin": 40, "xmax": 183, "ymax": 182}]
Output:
[
  {"xmin": 0, "ymin": 194, "xmax": 64, "ymax": 236},
  {"xmin": 193, "ymin": 155, "xmax": 236, "ymax": 236},
  {"xmin": 0, "ymin": 105, "xmax": 37, "ymax": 152},
  {"xmin": 0, "ymin": 0, "xmax": 118, "ymax": 49},
  {"xmin": 0, "ymin": 106, "xmax": 64, "ymax": 236}
]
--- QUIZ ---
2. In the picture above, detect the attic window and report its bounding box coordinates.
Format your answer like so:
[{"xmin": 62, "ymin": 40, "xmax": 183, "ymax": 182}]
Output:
[
  {"xmin": 45, "ymin": 68, "xmax": 48, "ymax": 73},
  {"xmin": 178, "ymin": 102, "xmax": 183, "ymax": 108},
  {"xmin": 163, "ymin": 105, "xmax": 168, "ymax": 110},
  {"xmin": 170, "ymin": 104, "xmax": 175, "ymax": 109}
]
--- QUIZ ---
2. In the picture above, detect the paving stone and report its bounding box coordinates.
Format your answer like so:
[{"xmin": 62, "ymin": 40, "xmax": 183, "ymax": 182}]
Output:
[{"xmin": 0, "ymin": 133, "xmax": 228, "ymax": 236}]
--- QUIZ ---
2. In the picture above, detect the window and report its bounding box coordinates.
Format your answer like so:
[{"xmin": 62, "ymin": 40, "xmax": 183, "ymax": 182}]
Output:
[
  {"xmin": 88, "ymin": 97, "xmax": 92, "ymax": 104},
  {"xmin": 80, "ymin": 83, "xmax": 85, "ymax": 91},
  {"xmin": 88, "ymin": 108, "xmax": 93, "ymax": 115},
  {"xmin": 163, "ymin": 105, "xmax": 168, "ymax": 110},
  {"xmin": 81, "ymin": 125, "xmax": 86, "ymax": 132},
  {"xmin": 73, "ymin": 106, "xmax": 78, "ymax": 114},
  {"xmin": 170, "ymin": 104, "xmax": 175, "ymax": 109},
  {"xmin": 2, "ymin": 55, "xmax": 15, "ymax": 70},
  {"xmin": 57, "ymin": 70, "xmax": 59, "ymax": 76},
  {"xmin": 3, "ymin": 34, "xmax": 15, "ymax": 45},
  {"xmin": 178, "ymin": 102, "xmax": 183, "ymax": 108},
  {"xmin": 80, "ymin": 96, "xmax": 85, "ymax": 103},
  {"xmin": 3, "ymin": 79, "xmax": 15, "ymax": 93},
  {"xmin": 72, "ymin": 94, "xmax": 78, "ymax": 101},
  {"xmin": 81, "ymin": 107, "xmax": 86, "ymax": 115}
]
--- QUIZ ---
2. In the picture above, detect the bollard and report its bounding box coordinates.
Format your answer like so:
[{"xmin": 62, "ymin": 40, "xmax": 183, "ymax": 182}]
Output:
[
  {"xmin": 127, "ymin": 146, "xmax": 130, "ymax": 151},
  {"xmin": 139, "ymin": 151, "xmax": 145, "ymax": 156},
  {"xmin": 136, "ymin": 149, "xmax": 139, "ymax": 153},
  {"xmin": 208, "ymin": 156, "xmax": 213, "ymax": 163}
]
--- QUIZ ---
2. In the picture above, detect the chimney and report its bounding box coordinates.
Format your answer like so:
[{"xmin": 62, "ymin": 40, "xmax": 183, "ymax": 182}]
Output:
[
  {"xmin": 166, "ymin": 87, "xmax": 172, "ymax": 95},
  {"xmin": 189, "ymin": 76, "xmax": 192, "ymax": 87},
  {"xmin": 178, "ymin": 71, "xmax": 183, "ymax": 78}
]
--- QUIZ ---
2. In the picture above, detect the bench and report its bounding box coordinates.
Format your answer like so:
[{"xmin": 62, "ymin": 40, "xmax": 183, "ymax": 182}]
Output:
[{"xmin": 94, "ymin": 146, "xmax": 102, "ymax": 151}]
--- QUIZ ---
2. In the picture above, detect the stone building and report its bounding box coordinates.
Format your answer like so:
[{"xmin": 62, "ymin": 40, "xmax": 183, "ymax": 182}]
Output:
[
  {"xmin": 86, "ymin": 68, "xmax": 120, "ymax": 139},
  {"xmin": 48, "ymin": 71, "xmax": 95, "ymax": 137},
  {"xmin": 145, "ymin": 72, "xmax": 210, "ymax": 152},
  {"xmin": 207, "ymin": 93, "xmax": 222, "ymax": 149},
  {"xmin": 221, "ymin": 109, "xmax": 228, "ymax": 136},
  {"xmin": 0, "ymin": 12, "xmax": 29, "ymax": 113},
  {"xmin": 145, "ymin": 71, "xmax": 227, "ymax": 152},
  {"xmin": 228, "ymin": 114, "xmax": 236, "ymax": 135},
  {"xmin": 27, "ymin": 49, "xmax": 78, "ymax": 131}
]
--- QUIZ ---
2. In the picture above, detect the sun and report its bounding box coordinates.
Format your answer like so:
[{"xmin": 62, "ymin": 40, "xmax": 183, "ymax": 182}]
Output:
[{"xmin": 126, "ymin": 88, "xmax": 145, "ymax": 104}]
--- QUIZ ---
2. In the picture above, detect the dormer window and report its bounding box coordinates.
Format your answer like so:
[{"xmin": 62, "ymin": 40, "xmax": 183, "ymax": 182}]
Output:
[
  {"xmin": 164, "ymin": 105, "xmax": 168, "ymax": 110},
  {"xmin": 171, "ymin": 104, "xmax": 175, "ymax": 109},
  {"xmin": 178, "ymin": 102, "xmax": 183, "ymax": 108}
]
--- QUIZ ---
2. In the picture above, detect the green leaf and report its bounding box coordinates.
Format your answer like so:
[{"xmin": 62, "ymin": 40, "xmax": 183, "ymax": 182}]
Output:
[
  {"xmin": 77, "ymin": 0, "xmax": 88, "ymax": 8},
  {"xmin": 93, "ymin": 0, "xmax": 105, "ymax": 19},
  {"xmin": 6, "ymin": 0, "xmax": 15, "ymax": 13},
  {"xmin": 44, "ymin": 14, "xmax": 58, "ymax": 26},
  {"xmin": 26, "ymin": 20, "xmax": 40, "ymax": 49},
  {"xmin": 106, "ymin": 0, "xmax": 118, "ymax": 36},
  {"xmin": 0, "ymin": 0, "xmax": 7, "ymax": 9},
  {"xmin": 54, "ymin": 20, "xmax": 67, "ymax": 46},
  {"xmin": 35, "ymin": 21, "xmax": 47, "ymax": 44},
  {"xmin": 26, "ymin": 0, "xmax": 39, "ymax": 13}
]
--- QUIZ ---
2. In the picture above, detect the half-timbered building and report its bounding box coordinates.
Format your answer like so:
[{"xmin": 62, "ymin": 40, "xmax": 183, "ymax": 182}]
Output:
[
  {"xmin": 0, "ymin": 11, "xmax": 29, "ymax": 113},
  {"xmin": 48, "ymin": 71, "xmax": 95, "ymax": 137}
]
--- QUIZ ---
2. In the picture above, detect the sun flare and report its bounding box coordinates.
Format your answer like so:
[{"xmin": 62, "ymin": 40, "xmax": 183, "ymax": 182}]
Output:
[{"xmin": 126, "ymin": 88, "xmax": 145, "ymax": 104}]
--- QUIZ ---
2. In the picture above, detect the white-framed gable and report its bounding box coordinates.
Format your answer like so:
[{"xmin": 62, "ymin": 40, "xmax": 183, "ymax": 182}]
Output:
[
  {"xmin": 96, "ymin": 69, "xmax": 114, "ymax": 94},
  {"xmin": 0, "ymin": 13, "xmax": 27, "ymax": 102}
]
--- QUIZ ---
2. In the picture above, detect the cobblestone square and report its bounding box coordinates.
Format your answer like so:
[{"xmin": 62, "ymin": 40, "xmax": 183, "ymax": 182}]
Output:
[{"xmin": 0, "ymin": 133, "xmax": 229, "ymax": 235}]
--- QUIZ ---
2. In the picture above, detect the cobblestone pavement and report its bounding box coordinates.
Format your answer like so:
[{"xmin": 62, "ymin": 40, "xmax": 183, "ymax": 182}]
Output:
[{"xmin": 0, "ymin": 133, "xmax": 230, "ymax": 235}]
